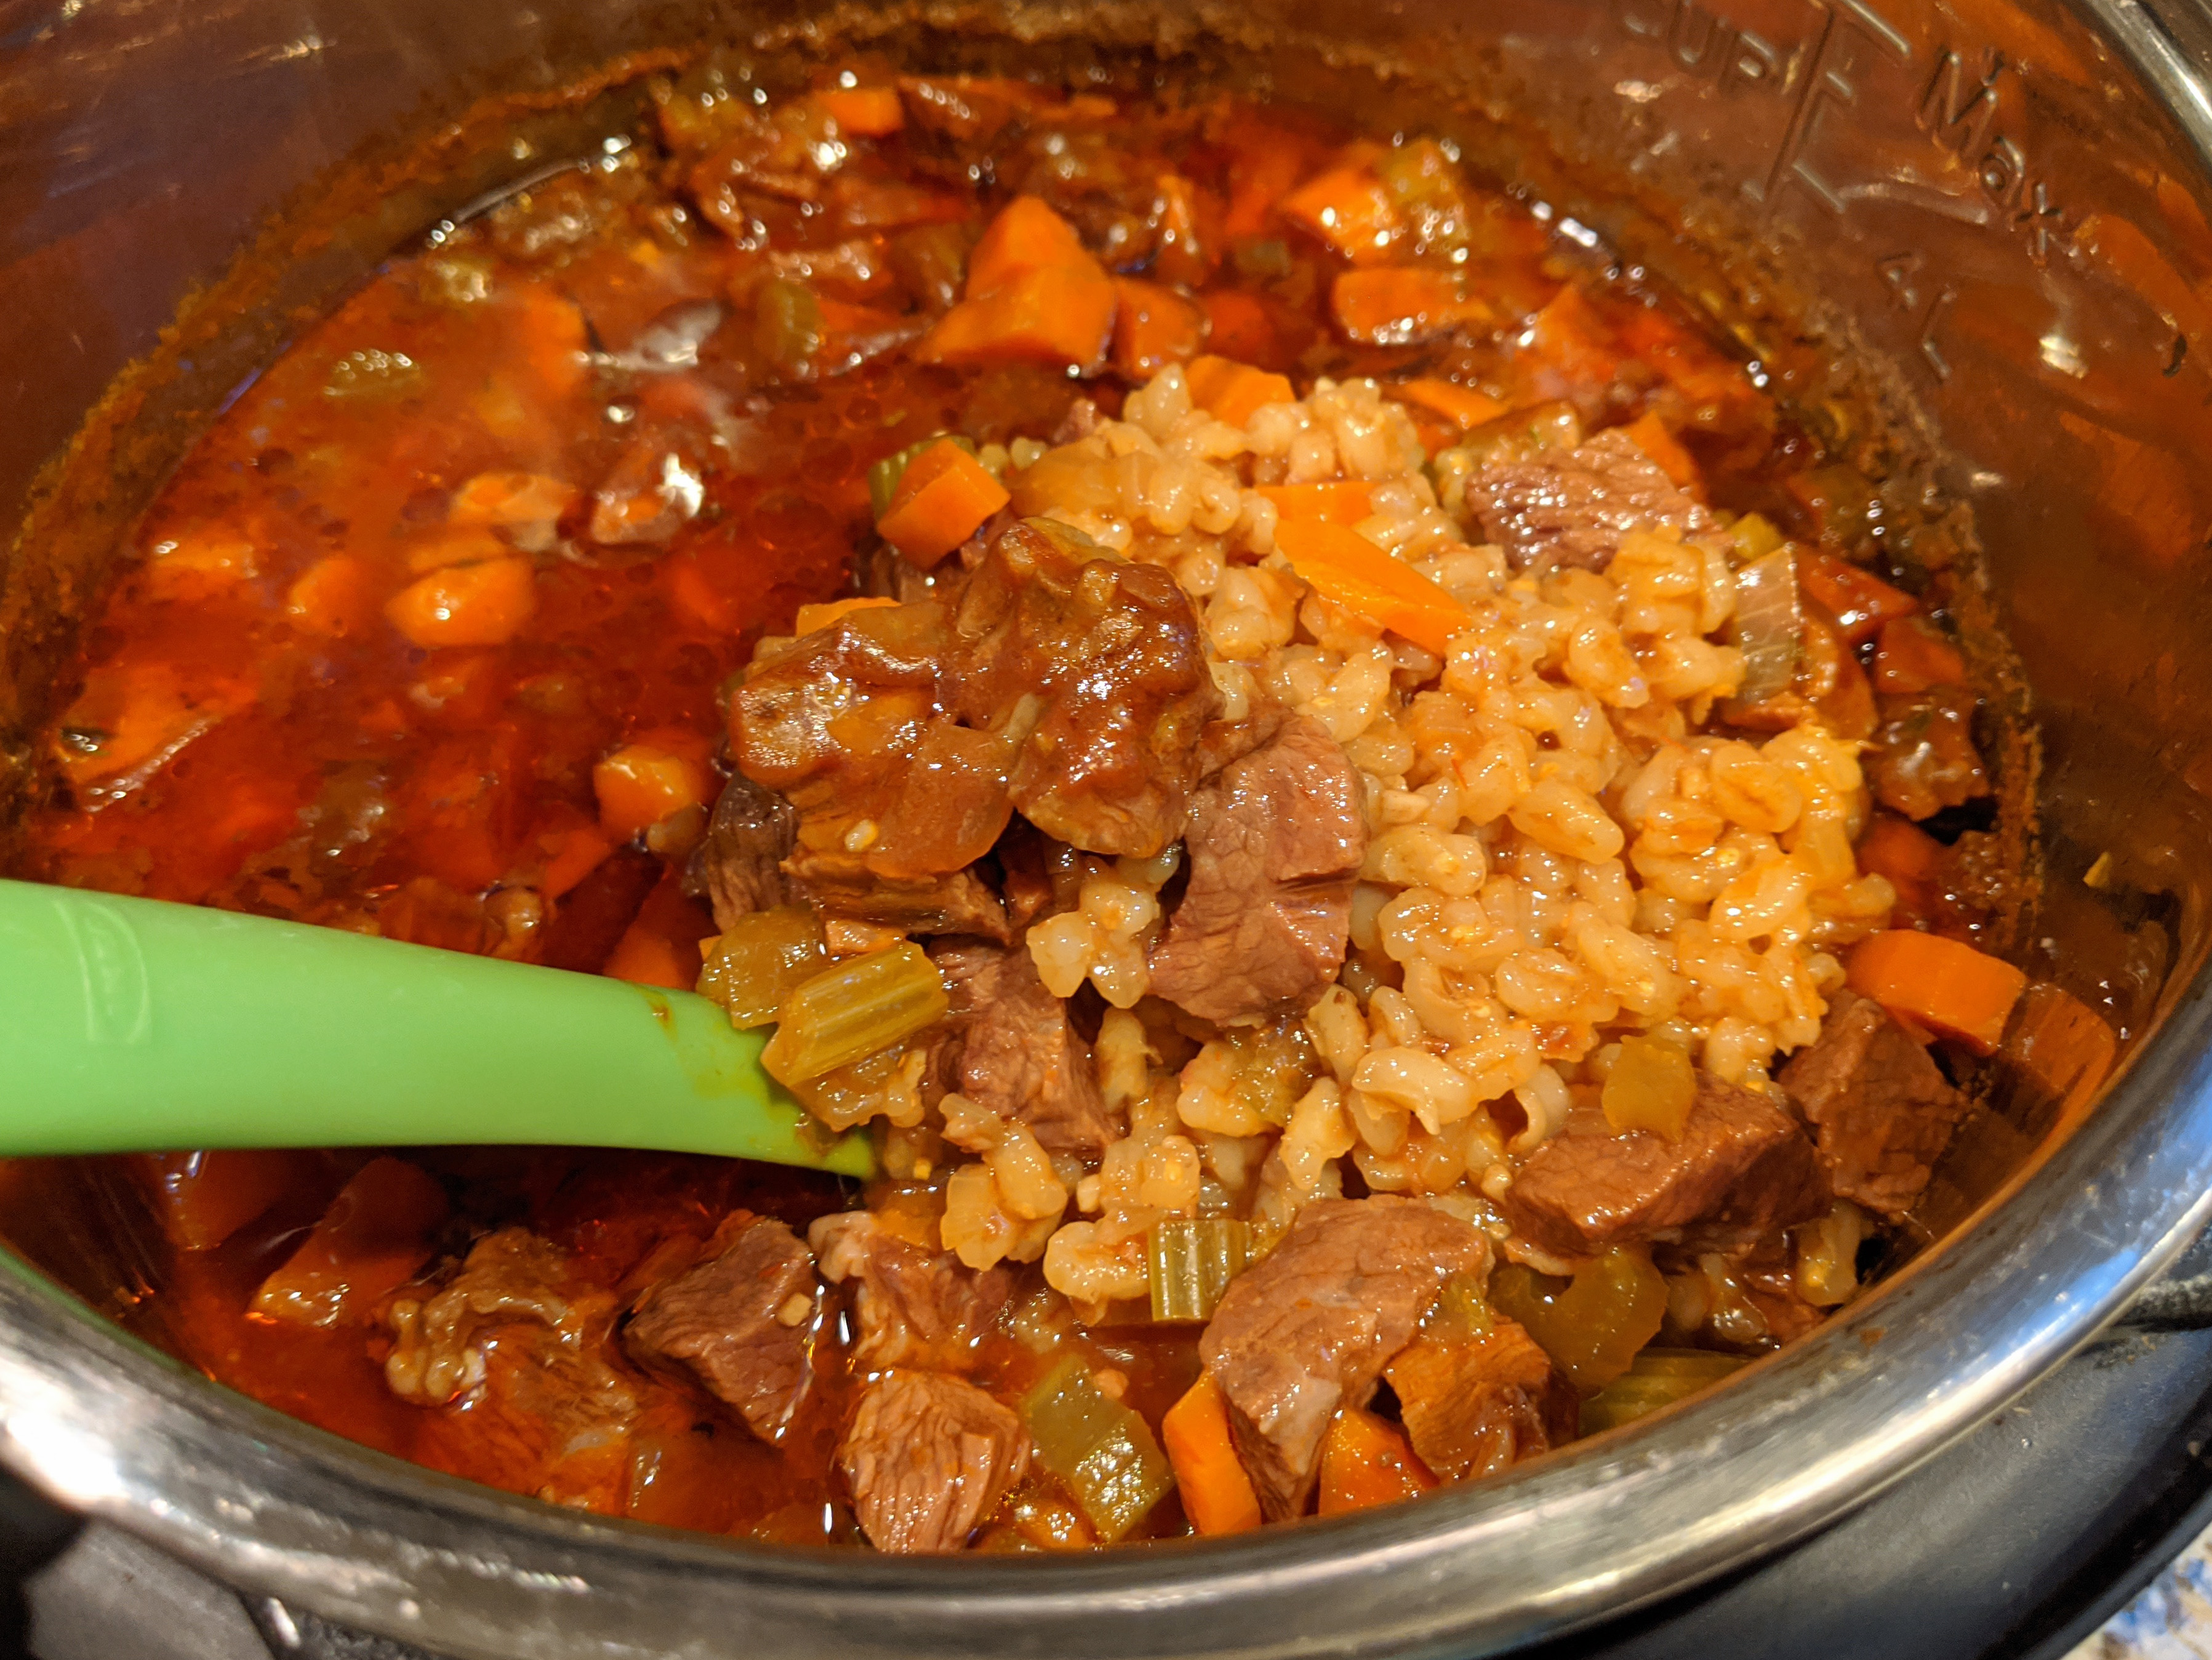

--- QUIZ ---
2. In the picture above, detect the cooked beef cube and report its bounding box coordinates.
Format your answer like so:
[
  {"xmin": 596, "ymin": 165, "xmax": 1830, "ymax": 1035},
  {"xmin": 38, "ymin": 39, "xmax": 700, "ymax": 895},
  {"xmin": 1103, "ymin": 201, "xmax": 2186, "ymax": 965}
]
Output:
[
  {"xmin": 1465, "ymin": 428, "xmax": 1710, "ymax": 575},
  {"xmin": 1778, "ymin": 989, "xmax": 1966, "ymax": 1219},
  {"xmin": 931, "ymin": 940, "xmax": 1117, "ymax": 1155},
  {"xmin": 683, "ymin": 775, "xmax": 800, "ymax": 929},
  {"xmin": 854, "ymin": 539, "xmax": 942, "ymax": 604},
  {"xmin": 1497, "ymin": 1074, "xmax": 1829, "ymax": 1258},
  {"xmin": 623, "ymin": 1214, "xmax": 820, "ymax": 1444},
  {"xmin": 840, "ymin": 1371, "xmax": 1030, "ymax": 1554},
  {"xmin": 784, "ymin": 848, "xmax": 1011, "ymax": 943},
  {"xmin": 1199, "ymin": 1197, "xmax": 1488, "ymax": 1519},
  {"xmin": 943, "ymin": 519, "xmax": 1219, "ymax": 859},
  {"xmin": 1149, "ymin": 715, "xmax": 1366, "ymax": 1025},
  {"xmin": 809, "ymin": 1211, "xmax": 1019, "ymax": 1370},
  {"xmin": 1384, "ymin": 1314, "xmax": 1578, "ymax": 1482},
  {"xmin": 1869, "ymin": 686, "xmax": 1989, "ymax": 822}
]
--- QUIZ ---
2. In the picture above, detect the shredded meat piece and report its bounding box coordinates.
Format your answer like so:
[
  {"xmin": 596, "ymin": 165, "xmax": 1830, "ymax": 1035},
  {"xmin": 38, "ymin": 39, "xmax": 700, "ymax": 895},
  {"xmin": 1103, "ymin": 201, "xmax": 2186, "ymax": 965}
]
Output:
[
  {"xmin": 1497, "ymin": 1075, "xmax": 1830, "ymax": 1257},
  {"xmin": 808, "ymin": 1211, "xmax": 1018, "ymax": 1370},
  {"xmin": 931, "ymin": 940, "xmax": 1119, "ymax": 1155},
  {"xmin": 840, "ymin": 1371, "xmax": 1030, "ymax": 1554},
  {"xmin": 1385, "ymin": 1314, "xmax": 1578, "ymax": 1482},
  {"xmin": 683, "ymin": 774, "xmax": 799, "ymax": 929},
  {"xmin": 1199, "ymin": 1197, "xmax": 1488, "ymax": 1519},
  {"xmin": 623, "ymin": 1213, "xmax": 821, "ymax": 1443},
  {"xmin": 1778, "ymin": 989, "xmax": 1967, "ymax": 1219},
  {"xmin": 1869, "ymin": 686, "xmax": 1989, "ymax": 821},
  {"xmin": 1150, "ymin": 715, "xmax": 1366, "ymax": 1024},
  {"xmin": 1465, "ymin": 428, "xmax": 1709, "ymax": 574},
  {"xmin": 943, "ymin": 520, "xmax": 1218, "ymax": 858}
]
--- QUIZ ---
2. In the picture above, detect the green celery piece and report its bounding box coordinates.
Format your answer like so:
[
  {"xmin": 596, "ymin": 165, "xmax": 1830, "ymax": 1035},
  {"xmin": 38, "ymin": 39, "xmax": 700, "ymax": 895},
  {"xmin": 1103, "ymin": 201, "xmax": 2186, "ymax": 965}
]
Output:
[
  {"xmin": 1578, "ymin": 1348, "xmax": 1747, "ymax": 1436},
  {"xmin": 697, "ymin": 906, "xmax": 826, "ymax": 1029},
  {"xmin": 758, "ymin": 942, "xmax": 947, "ymax": 1085},
  {"xmin": 1022, "ymin": 1357, "xmax": 1174, "ymax": 1542},
  {"xmin": 1147, "ymin": 1218, "xmax": 1250, "ymax": 1323}
]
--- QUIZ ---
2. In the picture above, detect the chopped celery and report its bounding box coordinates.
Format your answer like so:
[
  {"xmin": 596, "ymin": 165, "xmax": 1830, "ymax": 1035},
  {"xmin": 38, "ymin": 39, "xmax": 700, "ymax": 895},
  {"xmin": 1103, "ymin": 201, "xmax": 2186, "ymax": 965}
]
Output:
[
  {"xmin": 1418, "ymin": 1269, "xmax": 1494, "ymax": 1342},
  {"xmin": 1147, "ymin": 1218, "xmax": 1250, "ymax": 1323},
  {"xmin": 1022, "ymin": 1357, "xmax": 1174, "ymax": 1542},
  {"xmin": 867, "ymin": 432, "xmax": 976, "ymax": 520},
  {"xmin": 753, "ymin": 276, "xmax": 823, "ymax": 373},
  {"xmin": 1491, "ymin": 1246, "xmax": 1669, "ymax": 1391},
  {"xmin": 697, "ymin": 907, "xmax": 827, "ymax": 1028},
  {"xmin": 1601, "ymin": 1035, "xmax": 1695, "ymax": 1140},
  {"xmin": 1577, "ymin": 1347, "xmax": 1745, "ymax": 1435},
  {"xmin": 759, "ymin": 942, "xmax": 947, "ymax": 1085}
]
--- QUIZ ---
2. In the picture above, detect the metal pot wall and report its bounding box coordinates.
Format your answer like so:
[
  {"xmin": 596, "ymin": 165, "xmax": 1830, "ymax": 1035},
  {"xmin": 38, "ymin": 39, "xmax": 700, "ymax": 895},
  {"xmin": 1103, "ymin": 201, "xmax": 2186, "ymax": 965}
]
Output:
[{"xmin": 6, "ymin": 0, "xmax": 2212, "ymax": 1655}]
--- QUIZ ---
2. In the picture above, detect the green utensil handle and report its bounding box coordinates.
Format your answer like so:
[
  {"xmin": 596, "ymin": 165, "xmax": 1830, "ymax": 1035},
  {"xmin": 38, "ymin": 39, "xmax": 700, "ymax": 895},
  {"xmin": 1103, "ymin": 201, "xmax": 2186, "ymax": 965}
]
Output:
[{"xmin": 0, "ymin": 878, "xmax": 872, "ymax": 1176}]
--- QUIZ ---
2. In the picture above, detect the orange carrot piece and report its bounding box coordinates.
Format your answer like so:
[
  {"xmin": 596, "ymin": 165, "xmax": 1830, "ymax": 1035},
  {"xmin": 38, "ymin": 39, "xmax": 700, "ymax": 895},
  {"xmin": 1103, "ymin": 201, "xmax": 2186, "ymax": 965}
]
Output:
[
  {"xmin": 1280, "ymin": 166, "xmax": 1401, "ymax": 263},
  {"xmin": 1317, "ymin": 1407, "xmax": 1438, "ymax": 1517},
  {"xmin": 384, "ymin": 556, "xmax": 536, "ymax": 648},
  {"xmin": 512, "ymin": 284, "xmax": 590, "ymax": 399},
  {"xmin": 1184, "ymin": 354, "xmax": 1295, "ymax": 427},
  {"xmin": 1395, "ymin": 378, "xmax": 1507, "ymax": 431},
  {"xmin": 1162, "ymin": 1371, "xmax": 1263, "ymax": 1536},
  {"xmin": 1224, "ymin": 140, "xmax": 1307, "ymax": 238},
  {"xmin": 1525, "ymin": 286, "xmax": 1622, "ymax": 388},
  {"xmin": 1612, "ymin": 305, "xmax": 1763, "ymax": 422},
  {"xmin": 1257, "ymin": 482, "xmax": 1374, "ymax": 525},
  {"xmin": 794, "ymin": 595, "xmax": 901, "ymax": 635},
  {"xmin": 1112, "ymin": 278, "xmax": 1209, "ymax": 378},
  {"xmin": 1871, "ymin": 616, "xmax": 1968, "ymax": 694},
  {"xmin": 1331, "ymin": 268, "xmax": 1489, "ymax": 347},
  {"xmin": 1273, "ymin": 518, "xmax": 1473, "ymax": 656},
  {"xmin": 875, "ymin": 439, "xmax": 1012, "ymax": 567},
  {"xmin": 1856, "ymin": 812, "xmax": 1945, "ymax": 921},
  {"xmin": 1846, "ymin": 929, "xmax": 2028, "ymax": 1056},
  {"xmin": 1798, "ymin": 552, "xmax": 1918, "ymax": 646},
  {"xmin": 144, "ymin": 525, "xmax": 260, "ymax": 600},
  {"xmin": 284, "ymin": 555, "xmax": 374, "ymax": 638},
  {"xmin": 447, "ymin": 470, "xmax": 579, "ymax": 531},
  {"xmin": 1622, "ymin": 412, "xmax": 1701, "ymax": 489},
  {"xmin": 965, "ymin": 195, "xmax": 1094, "ymax": 295},
  {"xmin": 917, "ymin": 264, "xmax": 1117, "ymax": 372},
  {"xmin": 541, "ymin": 824, "xmax": 617, "ymax": 899},
  {"xmin": 816, "ymin": 86, "xmax": 906, "ymax": 137},
  {"xmin": 593, "ymin": 740, "xmax": 715, "ymax": 839},
  {"xmin": 1200, "ymin": 289, "xmax": 1276, "ymax": 366},
  {"xmin": 605, "ymin": 871, "xmax": 716, "ymax": 990}
]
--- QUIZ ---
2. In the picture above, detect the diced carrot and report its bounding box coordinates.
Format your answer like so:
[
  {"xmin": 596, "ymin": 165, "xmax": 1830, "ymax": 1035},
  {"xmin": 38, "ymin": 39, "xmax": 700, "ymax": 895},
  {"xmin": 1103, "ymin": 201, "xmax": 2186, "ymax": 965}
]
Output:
[
  {"xmin": 595, "ymin": 741, "xmax": 715, "ymax": 840},
  {"xmin": 1846, "ymin": 929, "xmax": 2029, "ymax": 1055},
  {"xmin": 965, "ymin": 196, "xmax": 1092, "ymax": 295},
  {"xmin": 1525, "ymin": 286, "xmax": 1622, "ymax": 388},
  {"xmin": 251, "ymin": 1157, "xmax": 449, "ymax": 1328},
  {"xmin": 816, "ymin": 86, "xmax": 906, "ymax": 137},
  {"xmin": 605, "ymin": 870, "xmax": 716, "ymax": 990},
  {"xmin": 145, "ymin": 526, "xmax": 259, "ymax": 600},
  {"xmin": 1184, "ymin": 355, "xmax": 1294, "ymax": 427},
  {"xmin": 875, "ymin": 438, "xmax": 1011, "ymax": 567},
  {"xmin": 511, "ymin": 284, "xmax": 590, "ymax": 399},
  {"xmin": 794, "ymin": 595, "xmax": 901, "ymax": 635},
  {"xmin": 385, "ymin": 556, "xmax": 536, "ymax": 648},
  {"xmin": 1394, "ymin": 378, "xmax": 1507, "ymax": 431},
  {"xmin": 1331, "ymin": 268, "xmax": 1489, "ymax": 347},
  {"xmin": 284, "ymin": 555, "xmax": 374, "ymax": 637},
  {"xmin": 1856, "ymin": 812, "xmax": 1945, "ymax": 920},
  {"xmin": 1622, "ymin": 412, "xmax": 1701, "ymax": 489},
  {"xmin": 1612, "ymin": 305, "xmax": 1763, "ymax": 423},
  {"xmin": 916, "ymin": 263, "xmax": 1118, "ymax": 372},
  {"xmin": 1273, "ymin": 518, "xmax": 1473, "ymax": 656},
  {"xmin": 1222, "ymin": 137, "xmax": 1308, "ymax": 239},
  {"xmin": 665, "ymin": 555, "xmax": 739, "ymax": 634},
  {"xmin": 1317, "ymin": 1406, "xmax": 1438, "ymax": 1517},
  {"xmin": 1152, "ymin": 173, "xmax": 1217, "ymax": 286},
  {"xmin": 404, "ymin": 527, "xmax": 511, "ymax": 575},
  {"xmin": 541, "ymin": 824, "xmax": 617, "ymax": 899},
  {"xmin": 447, "ymin": 471, "xmax": 579, "ymax": 532},
  {"xmin": 1161, "ymin": 1371, "xmax": 1263, "ymax": 1536},
  {"xmin": 1280, "ymin": 166, "xmax": 1401, "ymax": 263},
  {"xmin": 1872, "ymin": 615, "xmax": 1967, "ymax": 694},
  {"xmin": 1200, "ymin": 289, "xmax": 1276, "ymax": 366},
  {"xmin": 1257, "ymin": 482, "xmax": 1374, "ymax": 525},
  {"xmin": 137, "ymin": 1150, "xmax": 319, "ymax": 1252},
  {"xmin": 1112, "ymin": 278, "xmax": 1208, "ymax": 378},
  {"xmin": 1798, "ymin": 552, "xmax": 1918, "ymax": 646}
]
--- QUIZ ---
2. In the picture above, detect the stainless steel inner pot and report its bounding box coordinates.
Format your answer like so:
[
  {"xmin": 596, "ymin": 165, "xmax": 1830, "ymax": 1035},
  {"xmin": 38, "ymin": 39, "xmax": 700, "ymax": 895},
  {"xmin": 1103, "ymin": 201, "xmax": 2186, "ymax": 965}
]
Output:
[{"xmin": 7, "ymin": 0, "xmax": 2212, "ymax": 1654}]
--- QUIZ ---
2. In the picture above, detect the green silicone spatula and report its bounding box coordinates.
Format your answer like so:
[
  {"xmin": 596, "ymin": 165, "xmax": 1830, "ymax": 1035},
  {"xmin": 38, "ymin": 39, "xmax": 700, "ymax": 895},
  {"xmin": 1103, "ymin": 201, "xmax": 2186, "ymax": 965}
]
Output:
[{"xmin": 0, "ymin": 877, "xmax": 873, "ymax": 1177}]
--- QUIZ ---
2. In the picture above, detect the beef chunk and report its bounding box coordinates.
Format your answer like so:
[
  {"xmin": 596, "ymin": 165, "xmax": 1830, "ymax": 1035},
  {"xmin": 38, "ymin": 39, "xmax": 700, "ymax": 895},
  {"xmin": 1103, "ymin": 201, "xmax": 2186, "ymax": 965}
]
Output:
[
  {"xmin": 943, "ymin": 519, "xmax": 1219, "ymax": 859},
  {"xmin": 1779, "ymin": 988, "xmax": 1966, "ymax": 1219},
  {"xmin": 684, "ymin": 775, "xmax": 799, "ymax": 930},
  {"xmin": 840, "ymin": 1371, "xmax": 1030, "ymax": 1554},
  {"xmin": 1498, "ymin": 1074, "xmax": 1829, "ymax": 1258},
  {"xmin": 1465, "ymin": 428, "xmax": 1710, "ymax": 575},
  {"xmin": 1199, "ymin": 1197, "xmax": 1488, "ymax": 1519},
  {"xmin": 1384, "ymin": 1314, "xmax": 1578, "ymax": 1482},
  {"xmin": 809, "ymin": 1211, "xmax": 1018, "ymax": 1370},
  {"xmin": 1149, "ymin": 715, "xmax": 1366, "ymax": 1025},
  {"xmin": 931, "ymin": 940, "xmax": 1117, "ymax": 1155},
  {"xmin": 623, "ymin": 1214, "xmax": 820, "ymax": 1443},
  {"xmin": 1870, "ymin": 686, "xmax": 1989, "ymax": 822}
]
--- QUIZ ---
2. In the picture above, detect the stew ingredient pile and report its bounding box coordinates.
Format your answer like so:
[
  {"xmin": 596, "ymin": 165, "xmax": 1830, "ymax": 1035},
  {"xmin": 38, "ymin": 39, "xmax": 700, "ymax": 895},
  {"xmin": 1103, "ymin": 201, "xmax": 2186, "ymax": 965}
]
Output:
[{"xmin": 18, "ymin": 54, "xmax": 2061, "ymax": 1550}]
